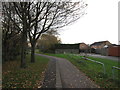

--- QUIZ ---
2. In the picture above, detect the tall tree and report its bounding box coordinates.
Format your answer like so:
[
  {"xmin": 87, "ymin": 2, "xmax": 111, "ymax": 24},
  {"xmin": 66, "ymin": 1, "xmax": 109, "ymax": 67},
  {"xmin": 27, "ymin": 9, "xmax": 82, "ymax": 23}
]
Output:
[
  {"xmin": 2, "ymin": 2, "xmax": 30, "ymax": 68},
  {"xmin": 2, "ymin": 2, "xmax": 21, "ymax": 63},
  {"xmin": 28, "ymin": 1, "xmax": 87, "ymax": 63},
  {"xmin": 2, "ymin": 1, "xmax": 87, "ymax": 65}
]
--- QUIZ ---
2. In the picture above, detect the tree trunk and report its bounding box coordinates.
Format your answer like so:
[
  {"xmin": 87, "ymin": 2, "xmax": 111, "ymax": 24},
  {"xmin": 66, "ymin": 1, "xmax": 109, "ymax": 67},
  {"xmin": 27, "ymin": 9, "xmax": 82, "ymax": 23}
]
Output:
[
  {"xmin": 20, "ymin": 44, "xmax": 26, "ymax": 68},
  {"xmin": 20, "ymin": 18, "xmax": 27, "ymax": 68},
  {"xmin": 2, "ymin": 43, "xmax": 5, "ymax": 63},
  {"xmin": 2, "ymin": 39, "xmax": 8, "ymax": 63},
  {"xmin": 20, "ymin": 32, "xmax": 27, "ymax": 68},
  {"xmin": 31, "ymin": 43, "xmax": 35, "ymax": 63},
  {"xmin": 20, "ymin": 5, "xmax": 28, "ymax": 68}
]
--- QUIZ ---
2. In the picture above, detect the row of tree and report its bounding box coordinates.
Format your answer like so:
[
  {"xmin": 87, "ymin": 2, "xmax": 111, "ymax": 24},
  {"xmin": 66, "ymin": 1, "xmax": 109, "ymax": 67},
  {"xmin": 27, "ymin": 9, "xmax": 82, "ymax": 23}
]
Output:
[{"xmin": 2, "ymin": 1, "xmax": 87, "ymax": 68}]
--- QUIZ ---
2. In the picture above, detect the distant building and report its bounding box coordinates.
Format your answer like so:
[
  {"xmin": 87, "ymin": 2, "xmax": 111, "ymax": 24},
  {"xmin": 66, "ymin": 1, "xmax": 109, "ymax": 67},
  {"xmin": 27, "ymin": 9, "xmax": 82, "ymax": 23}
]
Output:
[
  {"xmin": 55, "ymin": 43, "xmax": 89, "ymax": 54},
  {"xmin": 55, "ymin": 44, "xmax": 79, "ymax": 54},
  {"xmin": 90, "ymin": 41, "xmax": 112, "ymax": 55},
  {"xmin": 90, "ymin": 41, "xmax": 112, "ymax": 49},
  {"xmin": 79, "ymin": 43, "xmax": 89, "ymax": 53}
]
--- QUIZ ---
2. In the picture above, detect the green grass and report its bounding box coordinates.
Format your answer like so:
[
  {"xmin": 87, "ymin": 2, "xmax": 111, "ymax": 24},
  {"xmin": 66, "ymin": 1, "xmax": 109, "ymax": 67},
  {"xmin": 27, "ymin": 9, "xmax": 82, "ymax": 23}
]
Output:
[
  {"xmin": 47, "ymin": 53, "xmax": 120, "ymax": 88},
  {"xmin": 2, "ymin": 54, "xmax": 49, "ymax": 88}
]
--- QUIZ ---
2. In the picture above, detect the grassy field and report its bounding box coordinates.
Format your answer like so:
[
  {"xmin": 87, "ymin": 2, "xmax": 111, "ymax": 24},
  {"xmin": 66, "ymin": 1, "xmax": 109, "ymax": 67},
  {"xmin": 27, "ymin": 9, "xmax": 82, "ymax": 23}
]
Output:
[
  {"xmin": 2, "ymin": 54, "xmax": 49, "ymax": 88},
  {"xmin": 47, "ymin": 53, "xmax": 120, "ymax": 88}
]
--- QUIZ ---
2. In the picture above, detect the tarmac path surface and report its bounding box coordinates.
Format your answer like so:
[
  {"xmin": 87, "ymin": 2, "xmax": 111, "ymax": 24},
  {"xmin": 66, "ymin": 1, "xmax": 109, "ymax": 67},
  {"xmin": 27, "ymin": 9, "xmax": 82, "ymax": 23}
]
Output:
[{"xmin": 36, "ymin": 53, "xmax": 99, "ymax": 88}]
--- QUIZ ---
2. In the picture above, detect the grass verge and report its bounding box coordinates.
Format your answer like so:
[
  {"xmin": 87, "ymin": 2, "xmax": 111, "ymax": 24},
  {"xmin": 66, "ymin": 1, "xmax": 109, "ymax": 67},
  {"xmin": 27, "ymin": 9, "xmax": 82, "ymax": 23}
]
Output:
[
  {"xmin": 2, "ymin": 54, "xmax": 49, "ymax": 88},
  {"xmin": 47, "ymin": 53, "xmax": 120, "ymax": 88}
]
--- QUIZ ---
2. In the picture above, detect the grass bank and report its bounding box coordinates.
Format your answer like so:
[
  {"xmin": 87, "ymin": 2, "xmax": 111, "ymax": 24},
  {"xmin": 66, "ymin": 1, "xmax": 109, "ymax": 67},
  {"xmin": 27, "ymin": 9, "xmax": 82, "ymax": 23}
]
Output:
[
  {"xmin": 47, "ymin": 53, "xmax": 120, "ymax": 88},
  {"xmin": 2, "ymin": 54, "xmax": 49, "ymax": 88}
]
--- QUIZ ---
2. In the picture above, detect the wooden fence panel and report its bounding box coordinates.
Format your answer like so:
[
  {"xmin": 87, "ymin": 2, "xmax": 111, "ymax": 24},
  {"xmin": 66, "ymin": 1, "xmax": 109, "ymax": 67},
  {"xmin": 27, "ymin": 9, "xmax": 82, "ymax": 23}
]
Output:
[{"xmin": 108, "ymin": 46, "xmax": 120, "ymax": 57}]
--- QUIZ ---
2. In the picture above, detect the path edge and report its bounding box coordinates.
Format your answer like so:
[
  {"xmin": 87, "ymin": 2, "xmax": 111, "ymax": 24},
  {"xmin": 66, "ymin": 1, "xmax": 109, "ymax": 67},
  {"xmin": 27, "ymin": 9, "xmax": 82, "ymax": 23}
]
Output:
[{"xmin": 56, "ymin": 60, "xmax": 62, "ymax": 88}]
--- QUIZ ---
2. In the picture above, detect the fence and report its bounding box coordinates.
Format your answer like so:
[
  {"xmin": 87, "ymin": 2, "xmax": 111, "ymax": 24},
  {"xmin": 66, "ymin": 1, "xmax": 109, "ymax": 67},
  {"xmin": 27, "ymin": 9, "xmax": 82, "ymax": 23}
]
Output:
[
  {"xmin": 112, "ymin": 66, "xmax": 120, "ymax": 79},
  {"xmin": 108, "ymin": 46, "xmax": 120, "ymax": 57},
  {"xmin": 82, "ymin": 57, "xmax": 106, "ymax": 74},
  {"xmin": 68, "ymin": 54, "xmax": 119, "ymax": 79}
]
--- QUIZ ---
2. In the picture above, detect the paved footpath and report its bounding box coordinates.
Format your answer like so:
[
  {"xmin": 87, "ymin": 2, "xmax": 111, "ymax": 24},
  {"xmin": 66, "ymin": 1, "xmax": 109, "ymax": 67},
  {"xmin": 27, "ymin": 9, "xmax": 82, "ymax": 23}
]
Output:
[{"xmin": 36, "ymin": 54, "xmax": 99, "ymax": 88}]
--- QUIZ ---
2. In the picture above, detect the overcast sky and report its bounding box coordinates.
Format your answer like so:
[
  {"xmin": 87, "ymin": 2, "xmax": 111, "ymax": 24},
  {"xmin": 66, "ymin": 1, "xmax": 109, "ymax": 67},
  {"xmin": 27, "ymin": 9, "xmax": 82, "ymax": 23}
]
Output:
[{"xmin": 59, "ymin": 0, "xmax": 119, "ymax": 45}]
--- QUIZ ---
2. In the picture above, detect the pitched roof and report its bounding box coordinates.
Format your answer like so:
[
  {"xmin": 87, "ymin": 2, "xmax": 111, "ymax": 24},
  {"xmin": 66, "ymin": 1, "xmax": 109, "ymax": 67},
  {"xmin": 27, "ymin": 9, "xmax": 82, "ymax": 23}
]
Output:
[
  {"xmin": 76, "ymin": 42, "xmax": 88, "ymax": 45},
  {"xmin": 90, "ymin": 41, "xmax": 109, "ymax": 46}
]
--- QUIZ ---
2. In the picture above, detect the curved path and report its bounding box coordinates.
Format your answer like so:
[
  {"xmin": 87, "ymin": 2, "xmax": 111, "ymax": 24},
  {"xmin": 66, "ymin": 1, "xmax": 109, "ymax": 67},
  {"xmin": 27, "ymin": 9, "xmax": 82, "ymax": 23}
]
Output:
[{"xmin": 36, "ymin": 54, "xmax": 99, "ymax": 88}]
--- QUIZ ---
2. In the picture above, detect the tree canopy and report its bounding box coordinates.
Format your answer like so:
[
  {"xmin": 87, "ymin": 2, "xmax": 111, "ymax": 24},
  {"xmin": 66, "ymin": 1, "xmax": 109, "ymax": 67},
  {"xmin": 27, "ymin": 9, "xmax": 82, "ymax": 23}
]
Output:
[
  {"xmin": 37, "ymin": 31, "xmax": 61, "ymax": 53},
  {"xmin": 2, "ymin": 0, "xmax": 87, "ymax": 67}
]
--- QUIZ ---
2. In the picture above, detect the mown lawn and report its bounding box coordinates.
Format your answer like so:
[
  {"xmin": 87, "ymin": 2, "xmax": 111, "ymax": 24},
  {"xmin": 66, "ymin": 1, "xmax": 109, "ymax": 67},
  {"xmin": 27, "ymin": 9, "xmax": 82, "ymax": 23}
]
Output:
[
  {"xmin": 47, "ymin": 53, "xmax": 120, "ymax": 88},
  {"xmin": 2, "ymin": 54, "xmax": 49, "ymax": 88}
]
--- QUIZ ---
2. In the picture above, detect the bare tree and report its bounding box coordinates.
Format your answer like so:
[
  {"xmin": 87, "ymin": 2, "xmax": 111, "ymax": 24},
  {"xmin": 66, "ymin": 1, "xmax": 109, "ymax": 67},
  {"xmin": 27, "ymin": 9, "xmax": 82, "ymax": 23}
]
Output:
[
  {"xmin": 2, "ymin": 2, "xmax": 21, "ymax": 63},
  {"xmin": 28, "ymin": 1, "xmax": 87, "ymax": 63},
  {"xmin": 2, "ymin": 2, "xmax": 30, "ymax": 68},
  {"xmin": 2, "ymin": 1, "xmax": 87, "ymax": 65}
]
